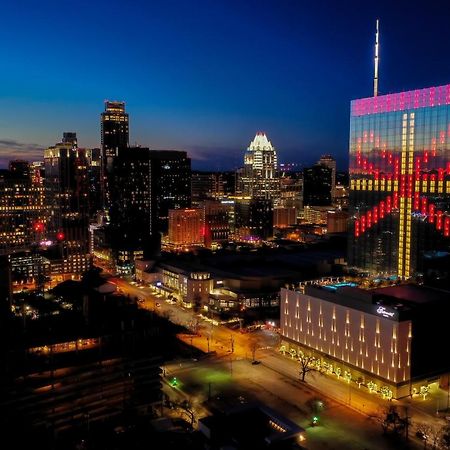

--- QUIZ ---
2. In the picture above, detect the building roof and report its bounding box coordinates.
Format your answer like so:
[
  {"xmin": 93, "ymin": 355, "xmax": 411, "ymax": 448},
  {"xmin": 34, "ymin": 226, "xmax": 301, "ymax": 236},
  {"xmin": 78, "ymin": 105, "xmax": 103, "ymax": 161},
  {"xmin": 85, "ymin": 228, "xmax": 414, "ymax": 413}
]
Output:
[
  {"xmin": 372, "ymin": 284, "xmax": 449, "ymax": 305},
  {"xmin": 351, "ymin": 83, "xmax": 450, "ymax": 117},
  {"xmin": 248, "ymin": 132, "xmax": 274, "ymax": 152},
  {"xmin": 299, "ymin": 282, "xmax": 450, "ymax": 321}
]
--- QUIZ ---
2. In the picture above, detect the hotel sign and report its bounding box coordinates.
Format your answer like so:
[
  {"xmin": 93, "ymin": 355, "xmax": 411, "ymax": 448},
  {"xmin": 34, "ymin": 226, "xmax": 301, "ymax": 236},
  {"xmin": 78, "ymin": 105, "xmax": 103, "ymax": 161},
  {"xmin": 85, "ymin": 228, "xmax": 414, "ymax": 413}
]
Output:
[{"xmin": 375, "ymin": 305, "xmax": 397, "ymax": 320}]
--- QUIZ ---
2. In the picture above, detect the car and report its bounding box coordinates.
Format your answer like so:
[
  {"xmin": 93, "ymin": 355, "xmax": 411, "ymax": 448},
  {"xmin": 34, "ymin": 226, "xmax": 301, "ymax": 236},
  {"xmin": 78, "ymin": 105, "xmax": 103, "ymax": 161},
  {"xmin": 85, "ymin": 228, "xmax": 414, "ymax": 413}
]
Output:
[
  {"xmin": 416, "ymin": 430, "xmax": 429, "ymax": 441},
  {"xmin": 251, "ymin": 360, "xmax": 261, "ymax": 365},
  {"xmin": 155, "ymin": 302, "xmax": 161, "ymax": 307}
]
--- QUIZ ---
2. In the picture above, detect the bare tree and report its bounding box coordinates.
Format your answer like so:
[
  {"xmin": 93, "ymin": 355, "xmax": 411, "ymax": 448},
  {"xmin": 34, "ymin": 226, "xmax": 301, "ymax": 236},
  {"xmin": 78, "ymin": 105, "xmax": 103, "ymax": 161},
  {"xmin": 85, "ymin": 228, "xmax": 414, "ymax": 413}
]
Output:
[
  {"xmin": 377, "ymin": 405, "xmax": 410, "ymax": 438},
  {"xmin": 440, "ymin": 425, "xmax": 450, "ymax": 450},
  {"xmin": 249, "ymin": 337, "xmax": 260, "ymax": 362},
  {"xmin": 298, "ymin": 354, "xmax": 317, "ymax": 382},
  {"xmin": 415, "ymin": 423, "xmax": 443, "ymax": 450}
]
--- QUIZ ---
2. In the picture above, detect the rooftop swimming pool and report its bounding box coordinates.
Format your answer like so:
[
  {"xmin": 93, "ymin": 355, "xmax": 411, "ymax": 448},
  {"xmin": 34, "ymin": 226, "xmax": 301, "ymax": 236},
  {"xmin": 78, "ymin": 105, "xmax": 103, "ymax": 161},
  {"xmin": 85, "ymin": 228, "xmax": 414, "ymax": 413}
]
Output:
[{"xmin": 322, "ymin": 282, "xmax": 358, "ymax": 292}]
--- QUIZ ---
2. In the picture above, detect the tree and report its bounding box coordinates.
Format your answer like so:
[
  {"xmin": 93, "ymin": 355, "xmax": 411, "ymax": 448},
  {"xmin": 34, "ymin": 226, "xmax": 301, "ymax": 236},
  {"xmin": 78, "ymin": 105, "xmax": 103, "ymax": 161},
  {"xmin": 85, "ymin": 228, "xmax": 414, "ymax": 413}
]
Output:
[
  {"xmin": 415, "ymin": 423, "xmax": 442, "ymax": 449},
  {"xmin": 377, "ymin": 405, "xmax": 410, "ymax": 439},
  {"xmin": 440, "ymin": 425, "xmax": 450, "ymax": 449},
  {"xmin": 298, "ymin": 353, "xmax": 317, "ymax": 382},
  {"xmin": 249, "ymin": 337, "xmax": 260, "ymax": 362}
]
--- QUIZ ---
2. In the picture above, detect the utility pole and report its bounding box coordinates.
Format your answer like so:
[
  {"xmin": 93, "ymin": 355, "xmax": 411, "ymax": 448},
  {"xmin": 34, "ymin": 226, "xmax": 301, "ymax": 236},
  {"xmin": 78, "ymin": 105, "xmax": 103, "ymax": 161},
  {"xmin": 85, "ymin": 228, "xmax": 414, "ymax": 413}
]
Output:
[
  {"xmin": 230, "ymin": 334, "xmax": 234, "ymax": 353},
  {"xmin": 447, "ymin": 373, "xmax": 450, "ymax": 411}
]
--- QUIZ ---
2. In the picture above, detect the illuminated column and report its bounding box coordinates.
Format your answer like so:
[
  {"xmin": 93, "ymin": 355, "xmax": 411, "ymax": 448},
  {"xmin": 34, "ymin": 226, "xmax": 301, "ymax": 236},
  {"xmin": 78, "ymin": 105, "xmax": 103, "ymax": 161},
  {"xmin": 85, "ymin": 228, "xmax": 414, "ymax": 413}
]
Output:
[{"xmin": 397, "ymin": 113, "xmax": 415, "ymax": 278}]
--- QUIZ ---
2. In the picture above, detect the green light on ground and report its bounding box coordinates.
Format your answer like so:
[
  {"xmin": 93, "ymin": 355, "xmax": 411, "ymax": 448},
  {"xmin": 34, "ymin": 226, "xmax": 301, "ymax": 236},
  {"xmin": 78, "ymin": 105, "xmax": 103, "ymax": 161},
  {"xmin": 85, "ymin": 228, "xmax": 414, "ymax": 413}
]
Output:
[{"xmin": 171, "ymin": 377, "xmax": 178, "ymax": 386}]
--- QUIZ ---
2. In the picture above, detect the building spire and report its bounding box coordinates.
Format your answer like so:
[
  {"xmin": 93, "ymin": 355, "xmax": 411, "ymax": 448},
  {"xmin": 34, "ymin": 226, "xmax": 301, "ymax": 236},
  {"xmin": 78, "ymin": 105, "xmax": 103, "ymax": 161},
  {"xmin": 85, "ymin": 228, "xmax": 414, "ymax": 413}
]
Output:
[{"xmin": 374, "ymin": 19, "xmax": 380, "ymax": 97}]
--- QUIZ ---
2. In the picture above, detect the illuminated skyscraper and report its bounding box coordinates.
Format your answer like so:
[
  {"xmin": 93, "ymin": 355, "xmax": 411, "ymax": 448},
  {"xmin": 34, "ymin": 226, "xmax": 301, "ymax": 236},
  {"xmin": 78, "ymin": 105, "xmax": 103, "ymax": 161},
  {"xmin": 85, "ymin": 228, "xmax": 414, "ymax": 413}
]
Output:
[
  {"xmin": 349, "ymin": 84, "xmax": 450, "ymax": 278},
  {"xmin": 44, "ymin": 134, "xmax": 90, "ymax": 277},
  {"xmin": 101, "ymin": 101, "xmax": 129, "ymax": 210},
  {"xmin": 241, "ymin": 132, "xmax": 279, "ymax": 201},
  {"xmin": 101, "ymin": 101, "xmax": 129, "ymax": 168},
  {"xmin": 0, "ymin": 161, "xmax": 46, "ymax": 253}
]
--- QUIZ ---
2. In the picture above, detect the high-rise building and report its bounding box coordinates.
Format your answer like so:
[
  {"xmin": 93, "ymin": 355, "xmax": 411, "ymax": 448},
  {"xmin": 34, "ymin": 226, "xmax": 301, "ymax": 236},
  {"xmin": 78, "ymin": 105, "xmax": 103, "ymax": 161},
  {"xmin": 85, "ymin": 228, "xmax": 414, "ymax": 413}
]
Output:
[
  {"xmin": 235, "ymin": 197, "xmax": 273, "ymax": 240},
  {"xmin": 191, "ymin": 171, "xmax": 236, "ymax": 204},
  {"xmin": 148, "ymin": 150, "xmax": 191, "ymax": 234},
  {"xmin": 44, "ymin": 134, "xmax": 90, "ymax": 277},
  {"xmin": 168, "ymin": 208, "xmax": 204, "ymax": 247},
  {"xmin": 349, "ymin": 84, "xmax": 450, "ymax": 278},
  {"xmin": 101, "ymin": 101, "xmax": 129, "ymax": 169},
  {"xmin": 85, "ymin": 148, "xmax": 103, "ymax": 217},
  {"xmin": 240, "ymin": 132, "xmax": 279, "ymax": 201},
  {"xmin": 318, "ymin": 155, "xmax": 336, "ymax": 200},
  {"xmin": 303, "ymin": 165, "xmax": 332, "ymax": 206},
  {"xmin": 279, "ymin": 171, "xmax": 302, "ymax": 211},
  {"xmin": 109, "ymin": 148, "xmax": 191, "ymax": 265},
  {"xmin": 0, "ymin": 161, "xmax": 46, "ymax": 254},
  {"xmin": 101, "ymin": 101, "xmax": 129, "ymax": 210},
  {"xmin": 202, "ymin": 199, "xmax": 232, "ymax": 247}
]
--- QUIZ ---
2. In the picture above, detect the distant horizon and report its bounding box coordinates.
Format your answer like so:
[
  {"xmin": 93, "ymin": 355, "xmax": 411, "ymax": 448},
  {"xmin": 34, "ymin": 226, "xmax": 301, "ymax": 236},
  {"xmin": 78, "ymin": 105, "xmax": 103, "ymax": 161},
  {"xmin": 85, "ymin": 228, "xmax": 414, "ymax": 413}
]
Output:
[
  {"xmin": 0, "ymin": 133, "xmax": 349, "ymax": 173},
  {"xmin": 2, "ymin": 1, "xmax": 450, "ymax": 174}
]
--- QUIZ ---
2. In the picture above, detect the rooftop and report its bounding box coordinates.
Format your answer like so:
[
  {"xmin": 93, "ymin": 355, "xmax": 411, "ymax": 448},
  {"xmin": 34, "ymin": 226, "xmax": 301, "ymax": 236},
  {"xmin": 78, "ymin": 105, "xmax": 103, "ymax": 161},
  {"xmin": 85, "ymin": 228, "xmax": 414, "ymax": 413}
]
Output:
[{"xmin": 351, "ymin": 83, "xmax": 450, "ymax": 117}]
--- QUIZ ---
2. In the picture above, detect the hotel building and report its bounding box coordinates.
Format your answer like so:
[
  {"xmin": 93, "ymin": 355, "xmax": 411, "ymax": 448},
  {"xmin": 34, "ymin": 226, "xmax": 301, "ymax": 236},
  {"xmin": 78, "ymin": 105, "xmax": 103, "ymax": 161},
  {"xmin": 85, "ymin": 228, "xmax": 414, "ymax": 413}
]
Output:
[
  {"xmin": 280, "ymin": 281, "xmax": 450, "ymax": 398},
  {"xmin": 349, "ymin": 84, "xmax": 450, "ymax": 278}
]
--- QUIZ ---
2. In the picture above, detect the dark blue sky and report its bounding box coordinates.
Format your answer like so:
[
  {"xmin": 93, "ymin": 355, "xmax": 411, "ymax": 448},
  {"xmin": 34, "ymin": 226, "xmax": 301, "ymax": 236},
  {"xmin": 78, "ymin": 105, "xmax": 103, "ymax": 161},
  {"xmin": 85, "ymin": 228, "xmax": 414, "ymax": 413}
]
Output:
[{"xmin": 1, "ymin": 0, "xmax": 450, "ymax": 170}]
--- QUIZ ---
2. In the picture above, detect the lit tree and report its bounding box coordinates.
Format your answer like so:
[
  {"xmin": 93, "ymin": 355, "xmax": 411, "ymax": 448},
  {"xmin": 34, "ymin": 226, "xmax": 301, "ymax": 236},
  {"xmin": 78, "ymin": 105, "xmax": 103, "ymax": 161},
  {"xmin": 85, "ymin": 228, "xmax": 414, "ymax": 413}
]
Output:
[
  {"xmin": 380, "ymin": 386, "xmax": 393, "ymax": 400},
  {"xmin": 298, "ymin": 354, "xmax": 317, "ymax": 382},
  {"xmin": 344, "ymin": 370, "xmax": 352, "ymax": 384},
  {"xmin": 419, "ymin": 385, "xmax": 430, "ymax": 400}
]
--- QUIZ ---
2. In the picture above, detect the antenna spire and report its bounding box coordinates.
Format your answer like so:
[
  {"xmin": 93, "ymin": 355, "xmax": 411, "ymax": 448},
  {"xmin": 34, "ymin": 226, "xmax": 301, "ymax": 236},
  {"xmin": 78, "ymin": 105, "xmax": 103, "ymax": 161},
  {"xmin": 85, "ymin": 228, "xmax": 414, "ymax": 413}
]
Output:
[{"xmin": 374, "ymin": 19, "xmax": 380, "ymax": 97}]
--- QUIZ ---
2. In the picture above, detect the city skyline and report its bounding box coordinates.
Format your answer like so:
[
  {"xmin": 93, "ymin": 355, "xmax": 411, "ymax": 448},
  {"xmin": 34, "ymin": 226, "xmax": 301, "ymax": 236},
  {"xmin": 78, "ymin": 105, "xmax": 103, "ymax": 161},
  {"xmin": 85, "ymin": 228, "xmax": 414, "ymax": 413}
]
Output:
[{"xmin": 3, "ymin": 1, "xmax": 450, "ymax": 171}]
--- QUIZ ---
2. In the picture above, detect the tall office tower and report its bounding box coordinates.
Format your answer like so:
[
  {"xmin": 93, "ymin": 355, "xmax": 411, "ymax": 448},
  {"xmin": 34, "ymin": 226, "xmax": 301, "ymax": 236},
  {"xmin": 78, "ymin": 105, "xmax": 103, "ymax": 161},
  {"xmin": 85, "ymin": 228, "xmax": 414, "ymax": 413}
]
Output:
[
  {"xmin": 148, "ymin": 150, "xmax": 191, "ymax": 234},
  {"xmin": 101, "ymin": 101, "xmax": 129, "ymax": 167},
  {"xmin": 240, "ymin": 132, "xmax": 280, "ymax": 202},
  {"xmin": 201, "ymin": 199, "xmax": 232, "ymax": 247},
  {"xmin": 349, "ymin": 84, "xmax": 450, "ymax": 278},
  {"xmin": 0, "ymin": 160, "xmax": 46, "ymax": 254},
  {"xmin": 85, "ymin": 148, "xmax": 103, "ymax": 217},
  {"xmin": 109, "ymin": 148, "xmax": 191, "ymax": 265},
  {"xmin": 302, "ymin": 165, "xmax": 332, "ymax": 206},
  {"xmin": 318, "ymin": 154, "xmax": 336, "ymax": 200},
  {"xmin": 109, "ymin": 147, "xmax": 152, "ymax": 271},
  {"xmin": 100, "ymin": 101, "xmax": 129, "ymax": 210},
  {"xmin": 191, "ymin": 171, "xmax": 218, "ymax": 204},
  {"xmin": 44, "ymin": 134, "xmax": 90, "ymax": 277},
  {"xmin": 279, "ymin": 171, "xmax": 302, "ymax": 210},
  {"xmin": 168, "ymin": 208, "xmax": 204, "ymax": 247},
  {"xmin": 235, "ymin": 197, "xmax": 273, "ymax": 240},
  {"xmin": 191, "ymin": 171, "xmax": 236, "ymax": 204}
]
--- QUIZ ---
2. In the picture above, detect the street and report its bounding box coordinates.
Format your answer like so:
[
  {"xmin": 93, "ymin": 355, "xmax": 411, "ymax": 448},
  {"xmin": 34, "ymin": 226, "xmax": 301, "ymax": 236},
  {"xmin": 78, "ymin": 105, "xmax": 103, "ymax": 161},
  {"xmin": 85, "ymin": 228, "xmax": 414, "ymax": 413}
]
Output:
[{"xmin": 110, "ymin": 276, "xmax": 450, "ymax": 448}]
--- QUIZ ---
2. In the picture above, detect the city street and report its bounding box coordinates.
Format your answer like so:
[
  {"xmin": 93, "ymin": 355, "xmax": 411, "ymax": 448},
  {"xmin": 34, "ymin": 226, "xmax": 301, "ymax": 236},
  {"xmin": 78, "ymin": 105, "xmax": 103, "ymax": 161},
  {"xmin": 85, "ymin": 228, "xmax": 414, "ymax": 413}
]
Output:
[{"xmin": 110, "ymin": 276, "xmax": 440, "ymax": 448}]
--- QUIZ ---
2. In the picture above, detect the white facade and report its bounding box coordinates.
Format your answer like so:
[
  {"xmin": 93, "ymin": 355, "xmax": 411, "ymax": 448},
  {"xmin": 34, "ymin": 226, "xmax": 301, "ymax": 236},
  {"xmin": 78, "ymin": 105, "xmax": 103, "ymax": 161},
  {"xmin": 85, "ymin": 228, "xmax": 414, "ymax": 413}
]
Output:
[
  {"xmin": 241, "ymin": 132, "xmax": 280, "ymax": 201},
  {"xmin": 280, "ymin": 287, "xmax": 412, "ymax": 390}
]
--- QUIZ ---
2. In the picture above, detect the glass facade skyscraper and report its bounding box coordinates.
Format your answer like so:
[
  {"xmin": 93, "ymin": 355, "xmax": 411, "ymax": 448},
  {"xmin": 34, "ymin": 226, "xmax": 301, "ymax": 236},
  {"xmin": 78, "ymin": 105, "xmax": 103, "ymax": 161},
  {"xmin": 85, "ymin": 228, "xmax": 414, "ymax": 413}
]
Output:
[{"xmin": 349, "ymin": 84, "xmax": 450, "ymax": 278}]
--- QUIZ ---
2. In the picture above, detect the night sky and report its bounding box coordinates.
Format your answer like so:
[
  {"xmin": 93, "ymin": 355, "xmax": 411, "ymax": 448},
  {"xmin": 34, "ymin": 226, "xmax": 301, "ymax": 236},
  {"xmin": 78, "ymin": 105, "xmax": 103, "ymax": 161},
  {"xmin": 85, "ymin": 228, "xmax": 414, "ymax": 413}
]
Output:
[{"xmin": 2, "ymin": 0, "xmax": 450, "ymax": 171}]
